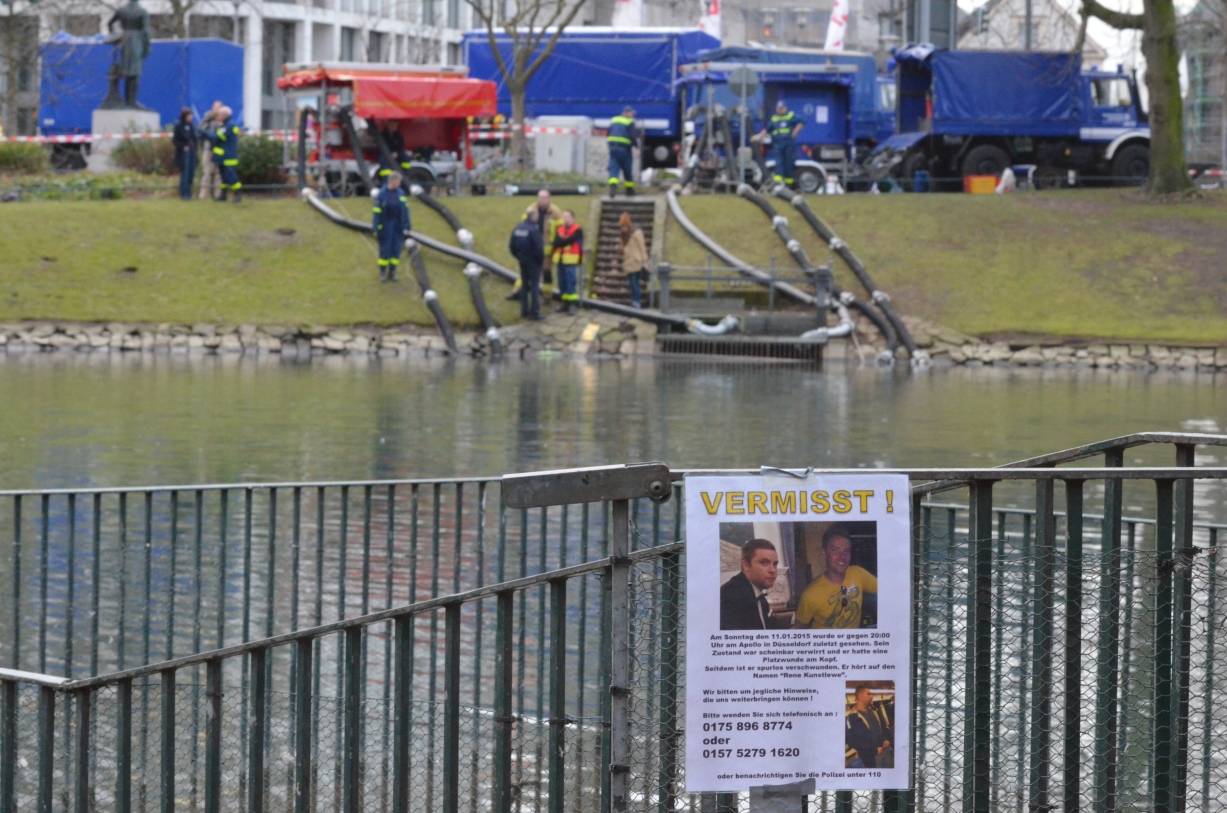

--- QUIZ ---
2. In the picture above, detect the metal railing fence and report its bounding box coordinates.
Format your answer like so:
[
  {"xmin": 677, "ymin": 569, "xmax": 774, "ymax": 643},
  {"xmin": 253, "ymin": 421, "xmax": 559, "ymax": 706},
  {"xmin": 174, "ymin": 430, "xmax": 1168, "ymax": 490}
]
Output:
[{"xmin": 1, "ymin": 433, "xmax": 1226, "ymax": 812}]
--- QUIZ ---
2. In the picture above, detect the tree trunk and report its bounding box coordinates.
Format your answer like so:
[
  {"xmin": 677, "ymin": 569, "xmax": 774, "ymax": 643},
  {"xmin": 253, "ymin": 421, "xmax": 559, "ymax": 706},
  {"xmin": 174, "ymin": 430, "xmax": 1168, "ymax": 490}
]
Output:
[
  {"xmin": 509, "ymin": 84, "xmax": 528, "ymax": 171},
  {"xmin": 1141, "ymin": 0, "xmax": 1192, "ymax": 194}
]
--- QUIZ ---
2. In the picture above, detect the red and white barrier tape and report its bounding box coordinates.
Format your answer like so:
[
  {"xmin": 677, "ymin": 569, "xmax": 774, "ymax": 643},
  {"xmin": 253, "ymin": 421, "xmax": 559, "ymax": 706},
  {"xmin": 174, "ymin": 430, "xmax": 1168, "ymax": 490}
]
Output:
[{"xmin": 0, "ymin": 129, "xmax": 300, "ymax": 144}]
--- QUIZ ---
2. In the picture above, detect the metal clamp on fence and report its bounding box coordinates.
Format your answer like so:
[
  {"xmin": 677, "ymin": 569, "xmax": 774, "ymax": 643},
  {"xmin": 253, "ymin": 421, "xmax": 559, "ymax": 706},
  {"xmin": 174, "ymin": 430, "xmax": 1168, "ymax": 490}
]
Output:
[{"xmin": 501, "ymin": 463, "xmax": 671, "ymax": 508}]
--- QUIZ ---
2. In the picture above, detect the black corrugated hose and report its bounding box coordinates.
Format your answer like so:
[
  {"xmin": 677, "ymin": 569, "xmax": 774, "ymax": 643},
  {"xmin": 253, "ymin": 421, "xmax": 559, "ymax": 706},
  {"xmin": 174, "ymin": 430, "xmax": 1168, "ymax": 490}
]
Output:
[
  {"xmin": 771, "ymin": 187, "xmax": 928, "ymax": 366},
  {"xmin": 736, "ymin": 185, "xmax": 896, "ymax": 361}
]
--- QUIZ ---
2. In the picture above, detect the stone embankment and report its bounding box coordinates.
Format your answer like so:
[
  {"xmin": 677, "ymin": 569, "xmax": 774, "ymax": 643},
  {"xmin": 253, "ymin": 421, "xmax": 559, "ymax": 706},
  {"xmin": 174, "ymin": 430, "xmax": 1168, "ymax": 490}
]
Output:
[
  {"xmin": 0, "ymin": 314, "xmax": 657, "ymax": 359},
  {"xmin": 1, "ymin": 317, "xmax": 1223, "ymax": 369},
  {"xmin": 904, "ymin": 319, "xmax": 1227, "ymax": 371}
]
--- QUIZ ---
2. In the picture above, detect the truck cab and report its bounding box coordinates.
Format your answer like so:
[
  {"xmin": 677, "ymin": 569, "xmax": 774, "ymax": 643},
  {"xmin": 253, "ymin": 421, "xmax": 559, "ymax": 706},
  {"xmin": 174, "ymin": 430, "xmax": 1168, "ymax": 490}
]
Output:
[{"xmin": 876, "ymin": 46, "xmax": 1151, "ymax": 186}]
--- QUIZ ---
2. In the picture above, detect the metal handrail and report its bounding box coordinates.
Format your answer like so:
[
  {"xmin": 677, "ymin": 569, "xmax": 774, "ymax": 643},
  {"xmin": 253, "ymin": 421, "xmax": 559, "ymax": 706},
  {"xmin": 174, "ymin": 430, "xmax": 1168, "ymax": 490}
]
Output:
[{"xmin": 58, "ymin": 541, "xmax": 680, "ymax": 692}]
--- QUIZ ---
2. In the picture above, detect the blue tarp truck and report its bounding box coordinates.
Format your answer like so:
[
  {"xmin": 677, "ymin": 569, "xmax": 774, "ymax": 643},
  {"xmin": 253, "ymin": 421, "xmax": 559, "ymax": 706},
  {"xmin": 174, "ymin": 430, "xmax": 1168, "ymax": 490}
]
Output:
[
  {"xmin": 40, "ymin": 35, "xmax": 244, "ymax": 136},
  {"xmin": 677, "ymin": 46, "xmax": 888, "ymax": 192},
  {"xmin": 879, "ymin": 45, "xmax": 1150, "ymax": 184},
  {"xmin": 461, "ymin": 28, "xmax": 719, "ymax": 167}
]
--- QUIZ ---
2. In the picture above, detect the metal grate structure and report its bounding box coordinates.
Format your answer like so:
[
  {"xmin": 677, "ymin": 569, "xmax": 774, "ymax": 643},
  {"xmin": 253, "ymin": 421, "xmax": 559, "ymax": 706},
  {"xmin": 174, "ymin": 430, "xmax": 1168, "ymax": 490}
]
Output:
[{"xmin": 2, "ymin": 433, "xmax": 1227, "ymax": 812}]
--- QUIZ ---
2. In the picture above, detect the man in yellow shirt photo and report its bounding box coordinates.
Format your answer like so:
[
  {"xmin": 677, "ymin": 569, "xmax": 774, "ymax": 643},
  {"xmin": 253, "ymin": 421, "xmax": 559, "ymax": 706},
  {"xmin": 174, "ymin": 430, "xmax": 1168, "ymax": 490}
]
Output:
[{"xmin": 795, "ymin": 525, "xmax": 878, "ymax": 629}]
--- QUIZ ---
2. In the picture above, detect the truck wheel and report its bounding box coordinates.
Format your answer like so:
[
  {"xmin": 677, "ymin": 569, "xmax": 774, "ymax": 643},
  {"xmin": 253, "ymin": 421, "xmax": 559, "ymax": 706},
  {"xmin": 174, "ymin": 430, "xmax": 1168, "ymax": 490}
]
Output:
[
  {"xmin": 1111, "ymin": 144, "xmax": 1149, "ymax": 184},
  {"xmin": 961, "ymin": 144, "xmax": 1010, "ymax": 178},
  {"xmin": 1032, "ymin": 166, "xmax": 1064, "ymax": 190},
  {"xmin": 898, "ymin": 153, "xmax": 928, "ymax": 186},
  {"xmin": 795, "ymin": 166, "xmax": 824, "ymax": 194}
]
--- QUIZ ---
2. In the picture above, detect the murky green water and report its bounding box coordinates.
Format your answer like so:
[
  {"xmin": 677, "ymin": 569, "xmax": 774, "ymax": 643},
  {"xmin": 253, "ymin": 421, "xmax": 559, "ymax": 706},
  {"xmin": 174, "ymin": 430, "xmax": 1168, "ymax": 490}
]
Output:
[{"xmin": 2, "ymin": 352, "xmax": 1224, "ymax": 488}]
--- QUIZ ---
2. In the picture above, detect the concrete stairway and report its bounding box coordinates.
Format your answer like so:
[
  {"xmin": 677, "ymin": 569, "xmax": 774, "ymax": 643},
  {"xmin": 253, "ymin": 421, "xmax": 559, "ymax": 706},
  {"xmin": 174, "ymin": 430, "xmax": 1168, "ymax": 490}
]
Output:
[{"xmin": 590, "ymin": 198, "xmax": 657, "ymax": 305}]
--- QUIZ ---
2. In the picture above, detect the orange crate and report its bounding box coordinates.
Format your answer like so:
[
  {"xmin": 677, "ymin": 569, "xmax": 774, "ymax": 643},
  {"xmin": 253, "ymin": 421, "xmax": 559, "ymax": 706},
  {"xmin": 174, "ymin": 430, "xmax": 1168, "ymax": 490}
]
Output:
[{"xmin": 964, "ymin": 175, "xmax": 998, "ymax": 194}]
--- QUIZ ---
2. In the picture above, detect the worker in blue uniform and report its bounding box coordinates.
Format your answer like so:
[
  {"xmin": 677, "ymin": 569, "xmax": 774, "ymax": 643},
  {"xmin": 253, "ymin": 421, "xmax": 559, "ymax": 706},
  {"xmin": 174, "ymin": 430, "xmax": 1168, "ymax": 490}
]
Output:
[
  {"xmin": 372, "ymin": 172, "xmax": 410, "ymax": 282},
  {"xmin": 764, "ymin": 100, "xmax": 803, "ymax": 189},
  {"xmin": 606, "ymin": 106, "xmax": 637, "ymax": 197},
  {"xmin": 209, "ymin": 105, "xmax": 242, "ymax": 202}
]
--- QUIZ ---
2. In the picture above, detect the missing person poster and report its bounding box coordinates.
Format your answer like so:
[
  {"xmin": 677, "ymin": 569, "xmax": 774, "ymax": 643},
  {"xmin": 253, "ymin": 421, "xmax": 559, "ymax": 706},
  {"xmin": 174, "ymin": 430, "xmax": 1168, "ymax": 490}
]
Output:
[{"xmin": 684, "ymin": 474, "xmax": 911, "ymax": 793}]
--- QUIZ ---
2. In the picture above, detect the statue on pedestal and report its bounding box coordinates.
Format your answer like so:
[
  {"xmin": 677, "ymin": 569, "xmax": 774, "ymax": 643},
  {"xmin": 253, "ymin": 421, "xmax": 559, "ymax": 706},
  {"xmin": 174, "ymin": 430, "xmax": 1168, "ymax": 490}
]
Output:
[{"xmin": 100, "ymin": 0, "xmax": 151, "ymax": 110}]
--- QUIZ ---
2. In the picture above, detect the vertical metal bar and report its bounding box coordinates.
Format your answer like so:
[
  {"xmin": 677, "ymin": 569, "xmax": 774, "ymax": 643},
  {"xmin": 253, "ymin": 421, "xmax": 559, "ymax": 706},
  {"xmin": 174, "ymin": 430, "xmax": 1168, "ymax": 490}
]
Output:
[
  {"xmin": 362, "ymin": 486, "xmax": 373, "ymax": 616},
  {"xmin": 1014, "ymin": 511, "xmax": 1032, "ymax": 813},
  {"xmin": 37, "ymin": 686, "xmax": 53, "ymax": 813},
  {"xmin": 1172, "ymin": 444, "xmax": 1194, "ymax": 813},
  {"xmin": 0, "ymin": 680, "xmax": 15, "ymax": 813},
  {"xmin": 383, "ymin": 486, "xmax": 396, "ymax": 812},
  {"xmin": 167, "ymin": 492, "xmax": 178, "ymax": 662},
  {"xmin": 548, "ymin": 578, "xmax": 567, "ymax": 813},
  {"xmin": 600, "ymin": 504, "xmax": 613, "ymax": 813},
  {"xmin": 192, "ymin": 505, "xmax": 206, "ymax": 810},
  {"xmin": 217, "ymin": 490, "xmax": 229, "ymax": 649},
  {"xmin": 1061, "ymin": 479, "xmax": 1084, "ymax": 810},
  {"xmin": 38, "ymin": 494, "xmax": 48, "ymax": 673},
  {"xmin": 1027, "ymin": 480, "xmax": 1056, "ymax": 810},
  {"xmin": 657, "ymin": 548, "xmax": 681, "ymax": 813},
  {"xmin": 607, "ymin": 499, "xmax": 631, "ymax": 813},
  {"xmin": 343, "ymin": 627, "xmax": 362, "ymax": 813},
  {"xmin": 294, "ymin": 638, "xmax": 314, "ymax": 813},
  {"xmin": 312, "ymin": 487, "xmax": 324, "ymax": 796},
  {"xmin": 161, "ymin": 670, "xmax": 176, "ymax": 813},
  {"xmin": 393, "ymin": 616, "xmax": 411, "ymax": 813},
  {"xmin": 73, "ymin": 689, "xmax": 90, "ymax": 813},
  {"xmin": 143, "ymin": 491, "xmax": 154, "ymax": 664},
  {"xmin": 117, "ymin": 677, "xmax": 132, "ymax": 812},
  {"xmin": 469, "ymin": 484, "xmax": 485, "ymax": 813},
  {"xmin": 249, "ymin": 647, "xmax": 267, "ymax": 813},
  {"xmin": 240, "ymin": 488, "xmax": 253, "ymax": 806},
  {"xmin": 289, "ymin": 489, "xmax": 301, "ymax": 810},
  {"xmin": 534, "ymin": 508, "xmax": 548, "ymax": 809},
  {"xmin": 335, "ymin": 486, "xmax": 350, "ymax": 812},
  {"xmin": 205, "ymin": 659, "xmax": 221, "ymax": 813},
  {"xmin": 267, "ymin": 489, "xmax": 278, "ymax": 638},
  {"xmin": 942, "ymin": 507, "xmax": 955, "ymax": 813},
  {"xmin": 66, "ymin": 494, "xmax": 77, "ymax": 677},
  {"xmin": 991, "ymin": 510, "xmax": 1006, "ymax": 810},
  {"xmin": 119, "ymin": 492, "xmax": 129, "ymax": 670},
  {"xmin": 1201, "ymin": 528, "xmax": 1217, "ymax": 808},
  {"xmin": 1117, "ymin": 520, "xmax": 1138, "ymax": 806},
  {"xmin": 9, "ymin": 496, "xmax": 20, "ymax": 670},
  {"xmin": 964, "ymin": 480, "xmax": 994, "ymax": 813},
  {"xmin": 1094, "ymin": 448, "xmax": 1124, "ymax": 813},
  {"xmin": 444, "ymin": 603, "xmax": 462, "ymax": 813},
  {"xmin": 494, "ymin": 592, "xmax": 515, "ymax": 813},
  {"xmin": 91, "ymin": 493, "xmax": 101, "ymax": 676},
  {"xmin": 1153, "ymin": 478, "xmax": 1175, "ymax": 812},
  {"xmin": 427, "ymin": 485, "xmax": 442, "ymax": 813}
]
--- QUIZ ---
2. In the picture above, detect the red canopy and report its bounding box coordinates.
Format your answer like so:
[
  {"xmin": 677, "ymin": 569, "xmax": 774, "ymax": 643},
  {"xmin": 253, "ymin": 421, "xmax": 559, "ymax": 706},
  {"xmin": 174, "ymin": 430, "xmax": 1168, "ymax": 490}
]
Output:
[{"xmin": 278, "ymin": 66, "xmax": 496, "ymax": 120}]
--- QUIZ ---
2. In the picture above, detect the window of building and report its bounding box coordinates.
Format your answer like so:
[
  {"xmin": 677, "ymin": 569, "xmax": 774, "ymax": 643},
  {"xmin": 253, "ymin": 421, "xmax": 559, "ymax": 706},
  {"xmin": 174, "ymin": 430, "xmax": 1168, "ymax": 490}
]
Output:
[
  {"xmin": 17, "ymin": 107, "xmax": 36, "ymax": 136},
  {"xmin": 368, "ymin": 31, "xmax": 387, "ymax": 63},
  {"xmin": 447, "ymin": 0, "xmax": 459, "ymax": 28},
  {"xmin": 340, "ymin": 27, "xmax": 358, "ymax": 61},
  {"xmin": 63, "ymin": 15, "xmax": 102, "ymax": 36}
]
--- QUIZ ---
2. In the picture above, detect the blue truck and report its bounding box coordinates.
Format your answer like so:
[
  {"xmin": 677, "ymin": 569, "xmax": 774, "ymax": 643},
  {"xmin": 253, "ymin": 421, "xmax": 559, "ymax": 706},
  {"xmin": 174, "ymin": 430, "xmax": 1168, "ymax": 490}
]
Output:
[
  {"xmin": 40, "ymin": 35, "xmax": 245, "ymax": 136},
  {"xmin": 677, "ymin": 46, "xmax": 891, "ymax": 191},
  {"xmin": 878, "ymin": 45, "xmax": 1150, "ymax": 184},
  {"xmin": 462, "ymin": 28, "xmax": 719, "ymax": 167}
]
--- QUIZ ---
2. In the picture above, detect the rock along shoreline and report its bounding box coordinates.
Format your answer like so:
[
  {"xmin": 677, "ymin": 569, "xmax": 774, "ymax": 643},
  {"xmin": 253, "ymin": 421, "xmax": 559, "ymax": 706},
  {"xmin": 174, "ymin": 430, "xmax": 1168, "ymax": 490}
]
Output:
[{"xmin": 0, "ymin": 318, "xmax": 1224, "ymax": 371}]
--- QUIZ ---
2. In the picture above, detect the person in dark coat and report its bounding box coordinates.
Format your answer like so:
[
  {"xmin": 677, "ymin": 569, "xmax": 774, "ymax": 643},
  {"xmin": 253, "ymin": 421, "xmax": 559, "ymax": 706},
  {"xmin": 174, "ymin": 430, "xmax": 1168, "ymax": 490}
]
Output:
[
  {"xmin": 845, "ymin": 686, "xmax": 893, "ymax": 769},
  {"xmin": 172, "ymin": 107, "xmax": 197, "ymax": 201},
  {"xmin": 720, "ymin": 539, "xmax": 786, "ymax": 630},
  {"xmin": 508, "ymin": 209, "xmax": 545, "ymax": 320},
  {"xmin": 372, "ymin": 172, "xmax": 410, "ymax": 282}
]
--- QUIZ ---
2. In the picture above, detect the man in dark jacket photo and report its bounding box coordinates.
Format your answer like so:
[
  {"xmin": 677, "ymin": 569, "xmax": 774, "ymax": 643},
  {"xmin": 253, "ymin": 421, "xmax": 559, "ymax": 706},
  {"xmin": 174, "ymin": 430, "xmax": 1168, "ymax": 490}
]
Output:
[{"xmin": 720, "ymin": 538, "xmax": 785, "ymax": 630}]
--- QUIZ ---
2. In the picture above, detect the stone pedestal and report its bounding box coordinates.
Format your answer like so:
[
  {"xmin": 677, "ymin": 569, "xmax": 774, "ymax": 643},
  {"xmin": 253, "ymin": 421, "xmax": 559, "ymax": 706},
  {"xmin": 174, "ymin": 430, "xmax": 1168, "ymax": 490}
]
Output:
[{"xmin": 87, "ymin": 109, "xmax": 161, "ymax": 172}]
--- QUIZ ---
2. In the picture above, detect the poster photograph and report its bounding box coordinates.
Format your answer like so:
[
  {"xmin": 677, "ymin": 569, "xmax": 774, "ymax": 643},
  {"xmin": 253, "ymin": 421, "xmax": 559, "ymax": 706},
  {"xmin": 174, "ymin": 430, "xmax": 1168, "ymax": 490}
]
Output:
[{"xmin": 684, "ymin": 474, "xmax": 911, "ymax": 793}]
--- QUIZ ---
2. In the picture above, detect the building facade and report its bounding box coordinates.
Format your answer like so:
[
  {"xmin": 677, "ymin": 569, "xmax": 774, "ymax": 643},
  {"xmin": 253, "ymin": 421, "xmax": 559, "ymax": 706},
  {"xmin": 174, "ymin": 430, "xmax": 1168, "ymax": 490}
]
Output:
[
  {"xmin": 957, "ymin": 0, "xmax": 1107, "ymax": 65},
  {"xmin": 1178, "ymin": 0, "xmax": 1225, "ymax": 166}
]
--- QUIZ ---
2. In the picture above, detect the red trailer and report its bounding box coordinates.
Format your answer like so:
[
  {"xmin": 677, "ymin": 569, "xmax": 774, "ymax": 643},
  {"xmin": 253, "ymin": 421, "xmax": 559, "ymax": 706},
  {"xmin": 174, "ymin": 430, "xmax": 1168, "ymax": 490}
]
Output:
[{"xmin": 278, "ymin": 62, "xmax": 497, "ymax": 194}]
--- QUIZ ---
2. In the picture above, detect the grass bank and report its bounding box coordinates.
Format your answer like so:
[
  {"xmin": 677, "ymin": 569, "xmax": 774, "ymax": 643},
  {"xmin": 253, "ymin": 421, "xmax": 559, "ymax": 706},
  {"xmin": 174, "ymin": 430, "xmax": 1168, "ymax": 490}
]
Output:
[
  {"xmin": 664, "ymin": 189, "xmax": 1227, "ymax": 344},
  {"xmin": 1, "ymin": 189, "xmax": 1225, "ymax": 342},
  {"xmin": 0, "ymin": 196, "xmax": 563, "ymax": 328}
]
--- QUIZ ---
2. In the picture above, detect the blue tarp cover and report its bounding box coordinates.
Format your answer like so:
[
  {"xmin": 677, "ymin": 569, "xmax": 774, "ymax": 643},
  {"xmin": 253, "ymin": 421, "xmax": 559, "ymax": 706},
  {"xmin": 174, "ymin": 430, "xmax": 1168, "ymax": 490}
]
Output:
[
  {"xmin": 690, "ymin": 46, "xmax": 880, "ymax": 143},
  {"xmin": 896, "ymin": 46, "xmax": 1083, "ymax": 138},
  {"xmin": 40, "ymin": 37, "xmax": 244, "ymax": 134},
  {"xmin": 462, "ymin": 29, "xmax": 718, "ymax": 136}
]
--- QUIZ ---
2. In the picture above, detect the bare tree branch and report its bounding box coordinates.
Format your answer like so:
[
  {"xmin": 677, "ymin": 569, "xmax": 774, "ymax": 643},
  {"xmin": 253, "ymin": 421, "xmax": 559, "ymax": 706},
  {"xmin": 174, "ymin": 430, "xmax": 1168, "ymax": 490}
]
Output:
[{"xmin": 1081, "ymin": 0, "xmax": 1143, "ymax": 31}]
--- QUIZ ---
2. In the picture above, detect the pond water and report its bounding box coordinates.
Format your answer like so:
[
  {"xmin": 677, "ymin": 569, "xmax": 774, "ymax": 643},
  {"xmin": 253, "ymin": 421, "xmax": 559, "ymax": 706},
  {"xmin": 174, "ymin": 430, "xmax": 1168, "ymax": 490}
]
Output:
[{"xmin": 2, "ymin": 352, "xmax": 1224, "ymax": 488}]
